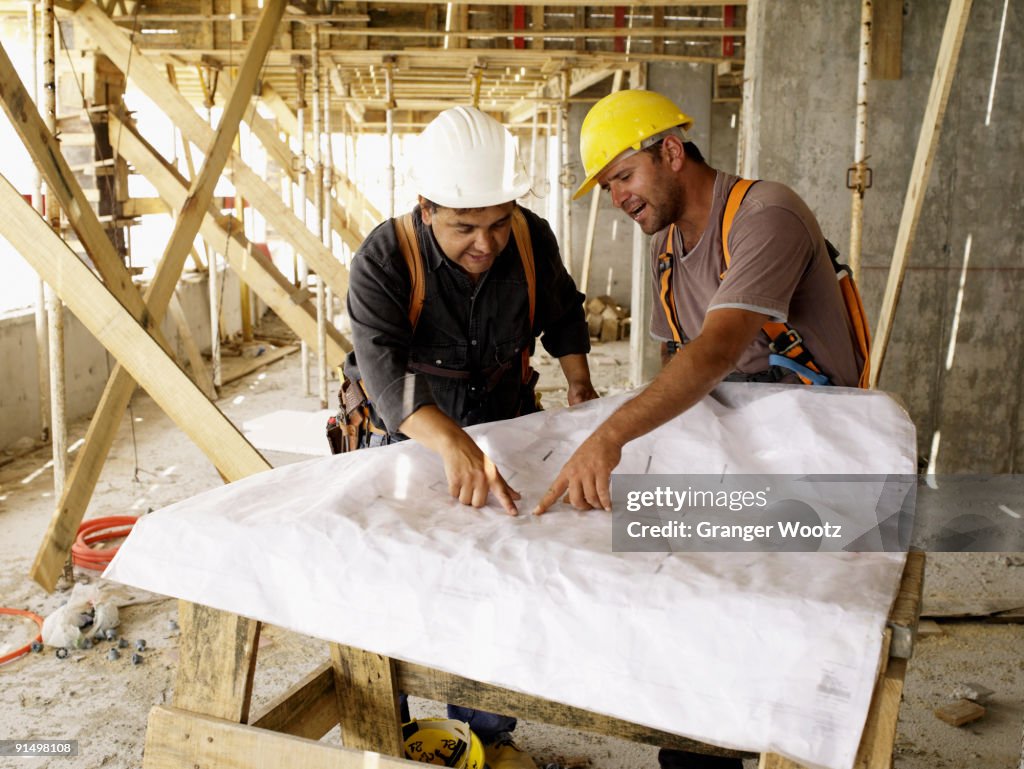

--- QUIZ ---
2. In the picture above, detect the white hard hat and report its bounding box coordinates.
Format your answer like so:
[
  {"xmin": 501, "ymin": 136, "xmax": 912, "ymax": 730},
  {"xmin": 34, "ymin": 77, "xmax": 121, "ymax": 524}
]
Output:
[{"xmin": 411, "ymin": 106, "xmax": 531, "ymax": 208}]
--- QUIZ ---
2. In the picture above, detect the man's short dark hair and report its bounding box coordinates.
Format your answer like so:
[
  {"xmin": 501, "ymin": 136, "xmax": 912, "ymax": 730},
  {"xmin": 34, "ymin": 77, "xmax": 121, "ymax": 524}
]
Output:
[
  {"xmin": 419, "ymin": 198, "xmax": 517, "ymax": 216},
  {"xmin": 642, "ymin": 139, "xmax": 705, "ymax": 165}
]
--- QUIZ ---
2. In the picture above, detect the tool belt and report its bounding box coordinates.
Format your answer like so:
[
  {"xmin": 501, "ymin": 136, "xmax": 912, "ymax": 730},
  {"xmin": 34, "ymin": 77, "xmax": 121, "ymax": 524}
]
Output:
[{"xmin": 327, "ymin": 357, "xmax": 539, "ymax": 455}]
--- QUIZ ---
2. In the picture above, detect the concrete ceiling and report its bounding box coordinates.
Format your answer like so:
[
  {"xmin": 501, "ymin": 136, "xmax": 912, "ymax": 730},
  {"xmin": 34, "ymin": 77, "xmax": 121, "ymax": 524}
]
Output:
[{"xmin": 40, "ymin": 0, "xmax": 746, "ymax": 130}]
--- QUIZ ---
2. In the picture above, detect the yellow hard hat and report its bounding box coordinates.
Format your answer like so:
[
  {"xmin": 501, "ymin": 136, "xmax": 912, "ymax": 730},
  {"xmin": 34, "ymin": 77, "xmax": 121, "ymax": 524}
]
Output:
[
  {"xmin": 403, "ymin": 718, "xmax": 486, "ymax": 768},
  {"xmin": 573, "ymin": 89, "xmax": 693, "ymax": 200}
]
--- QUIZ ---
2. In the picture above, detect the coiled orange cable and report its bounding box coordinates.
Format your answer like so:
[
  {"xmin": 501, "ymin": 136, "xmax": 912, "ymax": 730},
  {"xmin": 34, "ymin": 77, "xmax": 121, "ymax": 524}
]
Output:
[
  {"xmin": 71, "ymin": 516, "xmax": 138, "ymax": 570},
  {"xmin": 0, "ymin": 608, "xmax": 44, "ymax": 664}
]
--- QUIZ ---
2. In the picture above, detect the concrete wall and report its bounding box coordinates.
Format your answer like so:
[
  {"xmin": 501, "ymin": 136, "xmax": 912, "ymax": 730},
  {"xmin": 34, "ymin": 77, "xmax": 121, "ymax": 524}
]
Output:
[
  {"xmin": 0, "ymin": 270, "xmax": 243, "ymax": 452},
  {"xmin": 747, "ymin": 0, "xmax": 1023, "ymax": 472}
]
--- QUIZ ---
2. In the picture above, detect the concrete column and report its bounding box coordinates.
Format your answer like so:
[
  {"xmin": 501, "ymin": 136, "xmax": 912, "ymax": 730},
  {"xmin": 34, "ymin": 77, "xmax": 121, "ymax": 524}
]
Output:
[{"xmin": 748, "ymin": 0, "xmax": 1024, "ymax": 473}]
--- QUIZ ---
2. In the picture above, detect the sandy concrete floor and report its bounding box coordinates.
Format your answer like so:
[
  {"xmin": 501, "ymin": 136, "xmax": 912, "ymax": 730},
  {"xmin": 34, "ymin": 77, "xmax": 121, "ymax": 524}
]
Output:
[{"xmin": 0, "ymin": 334, "xmax": 1021, "ymax": 769}]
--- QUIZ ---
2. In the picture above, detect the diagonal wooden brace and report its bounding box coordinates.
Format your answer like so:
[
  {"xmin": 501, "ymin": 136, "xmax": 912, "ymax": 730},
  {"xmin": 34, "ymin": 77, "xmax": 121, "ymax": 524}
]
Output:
[
  {"xmin": 26, "ymin": 0, "xmax": 284, "ymax": 592},
  {"xmin": 109, "ymin": 111, "xmax": 351, "ymax": 363},
  {"xmin": 74, "ymin": 0, "xmax": 350, "ymax": 299},
  {"xmin": 0, "ymin": 175, "xmax": 270, "ymax": 480}
]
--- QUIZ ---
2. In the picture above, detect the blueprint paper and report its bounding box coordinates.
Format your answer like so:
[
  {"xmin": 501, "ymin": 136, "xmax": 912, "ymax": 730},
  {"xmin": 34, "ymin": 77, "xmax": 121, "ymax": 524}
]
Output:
[{"xmin": 105, "ymin": 383, "xmax": 916, "ymax": 769}]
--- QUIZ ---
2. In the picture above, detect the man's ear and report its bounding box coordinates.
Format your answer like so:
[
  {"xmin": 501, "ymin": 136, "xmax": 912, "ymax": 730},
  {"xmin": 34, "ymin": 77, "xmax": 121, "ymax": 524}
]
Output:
[
  {"xmin": 417, "ymin": 195, "xmax": 432, "ymax": 225},
  {"xmin": 662, "ymin": 135, "xmax": 686, "ymax": 171}
]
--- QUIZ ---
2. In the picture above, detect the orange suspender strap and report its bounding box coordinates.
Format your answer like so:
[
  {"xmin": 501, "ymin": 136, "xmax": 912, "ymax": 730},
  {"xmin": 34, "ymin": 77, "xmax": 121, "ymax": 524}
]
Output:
[
  {"xmin": 510, "ymin": 207, "xmax": 537, "ymax": 384},
  {"xmin": 394, "ymin": 213, "xmax": 426, "ymax": 329},
  {"xmin": 657, "ymin": 226, "xmax": 685, "ymax": 345},
  {"xmin": 721, "ymin": 179, "xmax": 824, "ymax": 385},
  {"xmin": 843, "ymin": 275, "xmax": 872, "ymax": 388},
  {"xmin": 510, "ymin": 208, "xmax": 536, "ymax": 328},
  {"xmin": 719, "ymin": 178, "xmax": 755, "ymax": 272}
]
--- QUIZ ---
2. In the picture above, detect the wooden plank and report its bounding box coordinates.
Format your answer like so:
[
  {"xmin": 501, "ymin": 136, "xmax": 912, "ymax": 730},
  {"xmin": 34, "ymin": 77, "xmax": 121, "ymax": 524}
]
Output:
[
  {"xmin": 0, "ymin": 40, "xmax": 167, "ymax": 345},
  {"xmin": 248, "ymin": 80, "xmax": 381, "ymax": 240},
  {"xmin": 151, "ymin": 0, "xmax": 283, "ymax": 319},
  {"xmin": 2, "ymin": 37, "xmax": 234, "ymax": 593},
  {"xmin": 175, "ymin": 603, "xmax": 262, "ymax": 722},
  {"xmin": 143, "ymin": 705, "xmax": 418, "ymax": 769},
  {"xmin": 109, "ymin": 111, "xmax": 351, "ymax": 362},
  {"xmin": 0, "ymin": 176, "xmax": 271, "ymax": 482},
  {"xmin": 236, "ymin": 85, "xmax": 373, "ymax": 246},
  {"xmin": 888, "ymin": 551, "xmax": 925, "ymax": 659},
  {"xmin": 869, "ymin": 0, "xmax": 973, "ymax": 388},
  {"xmin": 853, "ymin": 658, "xmax": 908, "ymax": 769},
  {"xmin": 27, "ymin": 3, "xmax": 281, "ymax": 593},
  {"xmin": 250, "ymin": 662, "xmax": 340, "ymax": 740},
  {"xmin": 396, "ymin": 661, "xmax": 751, "ymax": 758},
  {"xmin": 220, "ymin": 345, "xmax": 299, "ymax": 385},
  {"xmin": 168, "ymin": 290, "xmax": 217, "ymax": 399},
  {"xmin": 758, "ymin": 754, "xmax": 807, "ymax": 769},
  {"xmin": 933, "ymin": 699, "xmax": 986, "ymax": 727},
  {"xmin": 74, "ymin": 0, "xmax": 350, "ymax": 300},
  {"xmin": 330, "ymin": 643, "xmax": 405, "ymax": 756},
  {"xmin": 122, "ymin": 196, "xmax": 169, "ymax": 216},
  {"xmin": 871, "ymin": 0, "xmax": 903, "ymax": 81}
]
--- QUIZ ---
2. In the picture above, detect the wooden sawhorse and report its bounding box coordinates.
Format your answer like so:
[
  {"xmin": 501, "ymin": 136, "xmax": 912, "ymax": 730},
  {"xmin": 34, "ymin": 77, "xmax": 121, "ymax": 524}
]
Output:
[{"xmin": 141, "ymin": 552, "xmax": 924, "ymax": 769}]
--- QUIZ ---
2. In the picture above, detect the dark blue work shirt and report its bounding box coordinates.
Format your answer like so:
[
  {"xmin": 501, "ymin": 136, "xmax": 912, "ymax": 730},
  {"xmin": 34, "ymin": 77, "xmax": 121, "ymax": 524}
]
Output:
[{"xmin": 345, "ymin": 205, "xmax": 589, "ymax": 434}]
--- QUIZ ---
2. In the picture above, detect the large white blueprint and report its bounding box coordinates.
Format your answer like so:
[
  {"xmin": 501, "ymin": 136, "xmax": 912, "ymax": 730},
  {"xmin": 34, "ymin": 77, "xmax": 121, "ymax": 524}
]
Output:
[{"xmin": 105, "ymin": 383, "xmax": 917, "ymax": 769}]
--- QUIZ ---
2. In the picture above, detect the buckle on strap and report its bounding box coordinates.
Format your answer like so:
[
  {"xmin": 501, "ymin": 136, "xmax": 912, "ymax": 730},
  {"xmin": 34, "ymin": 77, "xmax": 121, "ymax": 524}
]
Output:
[{"xmin": 769, "ymin": 328, "xmax": 803, "ymax": 356}]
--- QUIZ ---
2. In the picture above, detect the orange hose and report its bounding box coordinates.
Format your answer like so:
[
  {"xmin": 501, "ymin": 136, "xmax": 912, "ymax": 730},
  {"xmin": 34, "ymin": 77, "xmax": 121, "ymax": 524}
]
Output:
[
  {"xmin": 71, "ymin": 516, "xmax": 138, "ymax": 570},
  {"xmin": 0, "ymin": 607, "xmax": 44, "ymax": 665}
]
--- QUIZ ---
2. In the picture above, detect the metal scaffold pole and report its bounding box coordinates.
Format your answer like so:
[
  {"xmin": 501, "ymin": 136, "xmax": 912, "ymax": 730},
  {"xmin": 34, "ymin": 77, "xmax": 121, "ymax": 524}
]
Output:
[{"xmin": 41, "ymin": 0, "xmax": 67, "ymax": 493}]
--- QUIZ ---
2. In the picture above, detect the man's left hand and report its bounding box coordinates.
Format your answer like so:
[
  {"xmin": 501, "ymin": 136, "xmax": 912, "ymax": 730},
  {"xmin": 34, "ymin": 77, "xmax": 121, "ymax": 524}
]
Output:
[
  {"xmin": 567, "ymin": 380, "xmax": 599, "ymax": 406},
  {"xmin": 532, "ymin": 431, "xmax": 621, "ymax": 515}
]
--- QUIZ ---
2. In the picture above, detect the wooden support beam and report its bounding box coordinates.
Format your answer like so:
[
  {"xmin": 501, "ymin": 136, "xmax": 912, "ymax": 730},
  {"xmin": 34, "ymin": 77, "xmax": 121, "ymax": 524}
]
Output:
[
  {"xmin": 396, "ymin": 662, "xmax": 748, "ymax": 757},
  {"xmin": 870, "ymin": 0, "xmax": 973, "ymax": 388},
  {"xmin": 168, "ymin": 290, "xmax": 217, "ymax": 399},
  {"xmin": 250, "ymin": 661, "xmax": 340, "ymax": 740},
  {"xmin": 530, "ymin": 5, "xmax": 545, "ymax": 50},
  {"xmin": 122, "ymin": 196, "xmax": 170, "ymax": 216},
  {"xmin": 27, "ymin": 0, "xmax": 282, "ymax": 593},
  {"xmin": 217, "ymin": 72, "xmax": 378, "ymax": 246},
  {"xmin": 330, "ymin": 643, "xmax": 404, "ymax": 756},
  {"xmin": 261, "ymin": 77, "xmax": 374, "ymax": 230},
  {"xmin": 174, "ymin": 603, "xmax": 261, "ymax": 721},
  {"xmin": 316, "ymin": 25, "xmax": 745, "ymax": 40},
  {"xmin": 0, "ymin": 176, "xmax": 271, "ymax": 482},
  {"xmin": 74, "ymin": 0, "xmax": 350, "ymax": 300},
  {"xmin": 109, "ymin": 112, "xmax": 351, "ymax": 362},
  {"xmin": 871, "ymin": 0, "xmax": 904, "ymax": 80},
  {"xmin": 152, "ymin": 0, "xmax": 283, "ymax": 319},
  {"xmin": 143, "ymin": 706, "xmax": 418, "ymax": 769},
  {"xmin": 0, "ymin": 38, "xmax": 233, "ymax": 592},
  {"xmin": 0, "ymin": 40, "xmax": 158, "ymax": 340}
]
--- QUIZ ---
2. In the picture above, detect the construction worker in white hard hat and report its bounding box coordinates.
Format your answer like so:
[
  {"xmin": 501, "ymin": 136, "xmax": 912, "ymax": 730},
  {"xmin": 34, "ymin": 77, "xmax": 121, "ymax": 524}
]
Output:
[
  {"xmin": 344, "ymin": 105, "xmax": 596, "ymax": 510},
  {"xmin": 342, "ymin": 105, "xmax": 597, "ymax": 766}
]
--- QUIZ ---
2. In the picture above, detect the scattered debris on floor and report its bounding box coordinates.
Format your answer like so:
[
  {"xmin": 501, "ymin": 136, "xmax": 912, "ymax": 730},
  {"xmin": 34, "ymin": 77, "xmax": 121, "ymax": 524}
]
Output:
[
  {"xmin": 951, "ymin": 682, "xmax": 994, "ymax": 705},
  {"xmin": 933, "ymin": 699, "xmax": 986, "ymax": 727},
  {"xmin": 585, "ymin": 296, "xmax": 630, "ymax": 343}
]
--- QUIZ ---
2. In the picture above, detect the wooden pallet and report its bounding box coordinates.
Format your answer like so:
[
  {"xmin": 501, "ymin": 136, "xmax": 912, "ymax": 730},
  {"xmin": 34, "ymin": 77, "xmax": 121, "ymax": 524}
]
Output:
[{"xmin": 142, "ymin": 552, "xmax": 925, "ymax": 769}]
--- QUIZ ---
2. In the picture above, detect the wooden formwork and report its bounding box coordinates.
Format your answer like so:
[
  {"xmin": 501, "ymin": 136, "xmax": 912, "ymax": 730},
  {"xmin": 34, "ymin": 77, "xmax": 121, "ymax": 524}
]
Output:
[{"xmin": 143, "ymin": 553, "xmax": 925, "ymax": 769}]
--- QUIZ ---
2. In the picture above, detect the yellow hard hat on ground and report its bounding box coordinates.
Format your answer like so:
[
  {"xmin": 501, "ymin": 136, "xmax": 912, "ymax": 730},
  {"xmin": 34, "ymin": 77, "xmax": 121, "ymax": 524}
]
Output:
[
  {"xmin": 402, "ymin": 718, "xmax": 486, "ymax": 768},
  {"xmin": 573, "ymin": 89, "xmax": 693, "ymax": 200}
]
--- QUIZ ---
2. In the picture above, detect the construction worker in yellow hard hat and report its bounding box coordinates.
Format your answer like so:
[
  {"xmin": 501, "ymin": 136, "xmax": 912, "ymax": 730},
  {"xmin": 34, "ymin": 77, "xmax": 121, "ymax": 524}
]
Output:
[{"xmin": 532, "ymin": 88, "xmax": 865, "ymax": 506}]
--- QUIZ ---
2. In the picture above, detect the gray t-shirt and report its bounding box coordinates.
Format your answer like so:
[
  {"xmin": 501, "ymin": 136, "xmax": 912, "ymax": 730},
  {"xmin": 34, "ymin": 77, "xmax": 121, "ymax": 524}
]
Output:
[{"xmin": 649, "ymin": 171, "xmax": 862, "ymax": 387}]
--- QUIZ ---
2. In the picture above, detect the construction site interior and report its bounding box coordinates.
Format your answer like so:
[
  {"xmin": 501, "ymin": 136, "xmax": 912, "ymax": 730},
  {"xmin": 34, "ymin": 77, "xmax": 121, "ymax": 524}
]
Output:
[{"xmin": 0, "ymin": 1, "xmax": 1022, "ymax": 768}]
